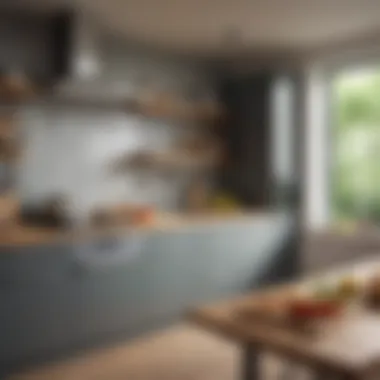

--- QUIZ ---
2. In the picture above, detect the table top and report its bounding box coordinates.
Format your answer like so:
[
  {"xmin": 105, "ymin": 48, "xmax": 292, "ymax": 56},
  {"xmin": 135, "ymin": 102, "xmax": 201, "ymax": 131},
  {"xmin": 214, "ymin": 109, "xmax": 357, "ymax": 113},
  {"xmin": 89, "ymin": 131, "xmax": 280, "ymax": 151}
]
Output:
[{"xmin": 188, "ymin": 259, "xmax": 380, "ymax": 378}]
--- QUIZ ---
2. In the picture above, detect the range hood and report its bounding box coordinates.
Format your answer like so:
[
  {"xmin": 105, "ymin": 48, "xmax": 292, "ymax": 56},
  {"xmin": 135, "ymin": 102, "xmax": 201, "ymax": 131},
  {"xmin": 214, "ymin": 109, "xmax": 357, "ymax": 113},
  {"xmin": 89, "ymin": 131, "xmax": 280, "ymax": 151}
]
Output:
[{"xmin": 52, "ymin": 10, "xmax": 103, "ymax": 95}]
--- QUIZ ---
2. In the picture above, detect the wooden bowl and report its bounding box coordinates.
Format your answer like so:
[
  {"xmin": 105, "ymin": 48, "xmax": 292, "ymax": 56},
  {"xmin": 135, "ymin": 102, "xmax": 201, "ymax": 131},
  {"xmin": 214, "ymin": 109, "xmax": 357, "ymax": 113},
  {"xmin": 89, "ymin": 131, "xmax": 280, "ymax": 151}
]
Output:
[{"xmin": 287, "ymin": 298, "xmax": 343, "ymax": 320}]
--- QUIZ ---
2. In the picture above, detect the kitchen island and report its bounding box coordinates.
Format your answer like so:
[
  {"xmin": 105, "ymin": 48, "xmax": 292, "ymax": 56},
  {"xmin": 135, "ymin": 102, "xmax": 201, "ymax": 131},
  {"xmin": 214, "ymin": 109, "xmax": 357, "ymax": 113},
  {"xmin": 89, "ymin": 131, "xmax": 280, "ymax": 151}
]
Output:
[{"xmin": 0, "ymin": 212, "xmax": 297, "ymax": 375}]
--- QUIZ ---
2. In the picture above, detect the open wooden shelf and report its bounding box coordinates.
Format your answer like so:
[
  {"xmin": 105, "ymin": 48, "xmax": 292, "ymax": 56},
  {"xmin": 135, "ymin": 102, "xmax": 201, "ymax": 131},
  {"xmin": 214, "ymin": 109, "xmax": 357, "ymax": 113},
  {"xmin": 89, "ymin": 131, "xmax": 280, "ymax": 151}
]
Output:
[
  {"xmin": 0, "ymin": 80, "xmax": 224, "ymax": 124},
  {"xmin": 0, "ymin": 114, "xmax": 21, "ymax": 163},
  {"xmin": 115, "ymin": 154, "xmax": 218, "ymax": 171},
  {"xmin": 113, "ymin": 150, "xmax": 220, "ymax": 173},
  {"xmin": 0, "ymin": 75, "xmax": 37, "ymax": 103},
  {"xmin": 136, "ymin": 98, "xmax": 223, "ymax": 123}
]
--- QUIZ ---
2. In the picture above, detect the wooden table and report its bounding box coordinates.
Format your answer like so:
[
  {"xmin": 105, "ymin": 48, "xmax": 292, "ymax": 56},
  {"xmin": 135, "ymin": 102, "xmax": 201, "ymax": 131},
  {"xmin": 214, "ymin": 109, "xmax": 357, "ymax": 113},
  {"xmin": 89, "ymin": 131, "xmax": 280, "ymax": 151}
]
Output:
[{"xmin": 188, "ymin": 260, "xmax": 380, "ymax": 380}]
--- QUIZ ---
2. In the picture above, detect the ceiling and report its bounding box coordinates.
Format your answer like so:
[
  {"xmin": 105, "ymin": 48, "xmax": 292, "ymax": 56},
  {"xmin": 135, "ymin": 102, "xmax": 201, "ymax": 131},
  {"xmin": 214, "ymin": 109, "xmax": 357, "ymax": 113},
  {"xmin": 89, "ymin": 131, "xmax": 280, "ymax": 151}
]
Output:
[
  {"xmin": 13, "ymin": 0, "xmax": 380, "ymax": 59},
  {"xmin": 79, "ymin": 0, "xmax": 380, "ymax": 57}
]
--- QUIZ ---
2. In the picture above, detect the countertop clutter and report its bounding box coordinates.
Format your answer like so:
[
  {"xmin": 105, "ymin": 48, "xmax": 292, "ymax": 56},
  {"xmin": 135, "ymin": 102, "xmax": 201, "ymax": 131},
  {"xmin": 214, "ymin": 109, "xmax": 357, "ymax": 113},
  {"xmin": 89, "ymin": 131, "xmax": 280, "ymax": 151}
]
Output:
[
  {"xmin": 0, "ymin": 169, "xmax": 261, "ymax": 246},
  {"xmin": 0, "ymin": 210, "xmax": 265, "ymax": 247},
  {"xmin": 0, "ymin": 212, "xmax": 262, "ymax": 246}
]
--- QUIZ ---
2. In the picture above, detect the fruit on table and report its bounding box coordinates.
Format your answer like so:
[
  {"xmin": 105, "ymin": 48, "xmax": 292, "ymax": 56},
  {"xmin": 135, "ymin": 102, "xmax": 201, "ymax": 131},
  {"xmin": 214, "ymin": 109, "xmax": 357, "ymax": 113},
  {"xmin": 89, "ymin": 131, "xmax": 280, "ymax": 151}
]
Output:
[
  {"xmin": 132, "ymin": 207, "xmax": 155, "ymax": 225},
  {"xmin": 313, "ymin": 283, "xmax": 337, "ymax": 300},
  {"xmin": 365, "ymin": 275, "xmax": 380, "ymax": 308},
  {"xmin": 210, "ymin": 193, "xmax": 240, "ymax": 211},
  {"xmin": 312, "ymin": 277, "xmax": 360, "ymax": 303},
  {"xmin": 287, "ymin": 298, "xmax": 342, "ymax": 320},
  {"xmin": 368, "ymin": 274, "xmax": 380, "ymax": 288},
  {"xmin": 336, "ymin": 276, "xmax": 361, "ymax": 299}
]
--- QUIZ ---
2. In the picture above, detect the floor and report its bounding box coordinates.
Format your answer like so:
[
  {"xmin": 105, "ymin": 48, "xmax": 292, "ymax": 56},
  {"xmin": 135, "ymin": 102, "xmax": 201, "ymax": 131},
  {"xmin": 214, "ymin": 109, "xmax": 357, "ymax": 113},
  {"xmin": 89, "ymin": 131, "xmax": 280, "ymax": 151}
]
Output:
[
  {"xmin": 9, "ymin": 324, "xmax": 238, "ymax": 380},
  {"xmin": 8, "ymin": 324, "xmax": 291, "ymax": 380}
]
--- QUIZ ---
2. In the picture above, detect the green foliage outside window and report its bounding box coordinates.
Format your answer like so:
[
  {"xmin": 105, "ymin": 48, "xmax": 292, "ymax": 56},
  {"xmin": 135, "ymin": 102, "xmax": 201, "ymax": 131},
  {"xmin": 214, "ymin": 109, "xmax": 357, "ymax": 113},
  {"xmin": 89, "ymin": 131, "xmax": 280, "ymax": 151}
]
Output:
[{"xmin": 333, "ymin": 70, "xmax": 380, "ymax": 221}]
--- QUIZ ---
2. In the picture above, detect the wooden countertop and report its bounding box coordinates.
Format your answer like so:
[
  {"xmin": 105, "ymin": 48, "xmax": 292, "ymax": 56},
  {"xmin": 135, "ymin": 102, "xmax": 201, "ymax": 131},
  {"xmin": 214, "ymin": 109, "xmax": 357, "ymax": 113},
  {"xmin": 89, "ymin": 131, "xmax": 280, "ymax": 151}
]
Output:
[{"xmin": 0, "ymin": 211, "xmax": 274, "ymax": 247}]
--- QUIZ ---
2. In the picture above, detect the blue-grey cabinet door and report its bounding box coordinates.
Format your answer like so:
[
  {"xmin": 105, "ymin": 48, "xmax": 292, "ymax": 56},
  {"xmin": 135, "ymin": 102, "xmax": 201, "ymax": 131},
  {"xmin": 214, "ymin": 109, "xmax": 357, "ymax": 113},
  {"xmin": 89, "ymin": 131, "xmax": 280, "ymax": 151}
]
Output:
[
  {"xmin": 190, "ymin": 215, "xmax": 293, "ymax": 302},
  {"xmin": 0, "ymin": 244, "xmax": 72, "ymax": 289},
  {"xmin": 69, "ymin": 234, "xmax": 153, "ymax": 341},
  {"xmin": 138, "ymin": 230, "xmax": 198, "ymax": 318},
  {"xmin": 0, "ymin": 286, "xmax": 81, "ymax": 366},
  {"xmin": 0, "ymin": 244, "xmax": 82, "ymax": 367}
]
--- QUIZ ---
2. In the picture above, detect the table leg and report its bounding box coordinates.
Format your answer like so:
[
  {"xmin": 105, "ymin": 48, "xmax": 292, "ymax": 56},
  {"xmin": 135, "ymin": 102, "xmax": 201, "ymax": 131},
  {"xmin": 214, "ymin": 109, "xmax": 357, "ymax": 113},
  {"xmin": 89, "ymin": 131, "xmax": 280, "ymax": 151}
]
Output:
[
  {"xmin": 311, "ymin": 370, "xmax": 330, "ymax": 380},
  {"xmin": 280, "ymin": 364, "xmax": 300, "ymax": 380},
  {"xmin": 311, "ymin": 370, "xmax": 363, "ymax": 380},
  {"xmin": 242, "ymin": 344, "xmax": 260, "ymax": 380}
]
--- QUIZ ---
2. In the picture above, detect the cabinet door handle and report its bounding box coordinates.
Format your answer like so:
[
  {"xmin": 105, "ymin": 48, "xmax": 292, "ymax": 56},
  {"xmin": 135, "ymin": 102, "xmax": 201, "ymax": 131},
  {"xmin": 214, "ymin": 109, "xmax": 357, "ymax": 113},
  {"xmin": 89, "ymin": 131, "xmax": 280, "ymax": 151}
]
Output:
[
  {"xmin": 94, "ymin": 237, "xmax": 120, "ymax": 252},
  {"xmin": 72, "ymin": 234, "xmax": 146, "ymax": 270}
]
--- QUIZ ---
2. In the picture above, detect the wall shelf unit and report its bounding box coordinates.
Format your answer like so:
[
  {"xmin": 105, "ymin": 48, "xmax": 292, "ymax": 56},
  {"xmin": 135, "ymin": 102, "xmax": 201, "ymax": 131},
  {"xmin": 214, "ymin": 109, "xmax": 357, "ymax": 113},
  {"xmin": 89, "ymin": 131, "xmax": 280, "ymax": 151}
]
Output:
[
  {"xmin": 112, "ymin": 150, "xmax": 221, "ymax": 173},
  {"xmin": 0, "ymin": 79, "xmax": 224, "ymax": 124}
]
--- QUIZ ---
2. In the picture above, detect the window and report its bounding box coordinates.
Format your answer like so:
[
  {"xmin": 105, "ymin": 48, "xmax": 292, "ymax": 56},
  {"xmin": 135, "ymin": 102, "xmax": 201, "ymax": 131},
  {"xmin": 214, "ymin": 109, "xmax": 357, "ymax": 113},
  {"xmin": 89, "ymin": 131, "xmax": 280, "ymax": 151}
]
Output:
[{"xmin": 331, "ymin": 68, "xmax": 380, "ymax": 223}]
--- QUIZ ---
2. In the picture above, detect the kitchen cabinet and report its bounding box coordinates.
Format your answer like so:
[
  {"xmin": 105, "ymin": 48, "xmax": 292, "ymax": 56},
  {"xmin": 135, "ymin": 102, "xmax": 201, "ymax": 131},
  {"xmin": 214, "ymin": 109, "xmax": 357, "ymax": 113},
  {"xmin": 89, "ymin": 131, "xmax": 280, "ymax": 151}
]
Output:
[
  {"xmin": 219, "ymin": 74, "xmax": 272, "ymax": 206},
  {"xmin": 0, "ymin": 286, "xmax": 81, "ymax": 369},
  {"xmin": 0, "ymin": 244, "xmax": 71, "ymax": 289},
  {"xmin": 0, "ymin": 245, "xmax": 82, "ymax": 371},
  {"xmin": 218, "ymin": 71, "xmax": 301, "ymax": 209},
  {"xmin": 72, "ymin": 234, "xmax": 152, "ymax": 341},
  {"xmin": 0, "ymin": 213, "xmax": 294, "ymax": 374}
]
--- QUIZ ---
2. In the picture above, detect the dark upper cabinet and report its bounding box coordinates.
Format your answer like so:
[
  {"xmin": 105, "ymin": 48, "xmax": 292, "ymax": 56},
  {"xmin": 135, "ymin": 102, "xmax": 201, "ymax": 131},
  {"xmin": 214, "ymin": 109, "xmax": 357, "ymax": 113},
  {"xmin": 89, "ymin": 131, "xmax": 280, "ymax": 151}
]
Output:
[
  {"xmin": 218, "ymin": 73, "xmax": 272, "ymax": 207},
  {"xmin": 0, "ymin": 9, "xmax": 73, "ymax": 84},
  {"xmin": 218, "ymin": 71, "xmax": 301, "ymax": 209}
]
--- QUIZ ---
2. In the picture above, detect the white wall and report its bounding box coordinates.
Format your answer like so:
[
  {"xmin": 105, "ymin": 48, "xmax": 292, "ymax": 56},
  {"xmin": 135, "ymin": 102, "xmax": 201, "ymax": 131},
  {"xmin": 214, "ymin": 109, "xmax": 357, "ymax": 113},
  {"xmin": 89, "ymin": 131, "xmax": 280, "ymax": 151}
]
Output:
[{"xmin": 14, "ymin": 37, "xmax": 215, "ymax": 216}]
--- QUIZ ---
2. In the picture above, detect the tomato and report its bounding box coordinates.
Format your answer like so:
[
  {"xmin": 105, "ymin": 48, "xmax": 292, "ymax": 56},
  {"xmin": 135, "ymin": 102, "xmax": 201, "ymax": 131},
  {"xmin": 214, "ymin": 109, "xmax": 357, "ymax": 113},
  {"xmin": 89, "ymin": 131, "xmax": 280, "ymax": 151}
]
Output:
[
  {"xmin": 287, "ymin": 299, "xmax": 341, "ymax": 320},
  {"xmin": 133, "ymin": 207, "xmax": 155, "ymax": 225}
]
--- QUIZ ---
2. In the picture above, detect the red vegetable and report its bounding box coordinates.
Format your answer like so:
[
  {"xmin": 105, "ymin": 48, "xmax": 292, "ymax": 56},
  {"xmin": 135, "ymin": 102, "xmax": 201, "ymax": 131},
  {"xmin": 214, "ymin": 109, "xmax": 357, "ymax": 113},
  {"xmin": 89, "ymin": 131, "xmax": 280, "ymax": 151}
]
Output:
[{"xmin": 287, "ymin": 299, "xmax": 341, "ymax": 320}]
